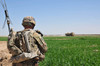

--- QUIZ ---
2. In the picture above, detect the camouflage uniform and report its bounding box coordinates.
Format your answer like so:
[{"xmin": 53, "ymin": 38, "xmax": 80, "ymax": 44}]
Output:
[{"xmin": 7, "ymin": 16, "xmax": 47, "ymax": 66}]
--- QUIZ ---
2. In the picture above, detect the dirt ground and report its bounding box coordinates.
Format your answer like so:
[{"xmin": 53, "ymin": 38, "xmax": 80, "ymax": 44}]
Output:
[{"xmin": 0, "ymin": 41, "xmax": 12, "ymax": 66}]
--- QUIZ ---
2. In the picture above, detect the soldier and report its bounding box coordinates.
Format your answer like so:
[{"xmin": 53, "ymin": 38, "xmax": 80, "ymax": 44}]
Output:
[{"xmin": 7, "ymin": 16, "xmax": 48, "ymax": 66}]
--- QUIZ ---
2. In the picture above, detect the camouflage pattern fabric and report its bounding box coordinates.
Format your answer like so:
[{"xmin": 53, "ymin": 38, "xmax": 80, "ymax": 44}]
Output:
[
  {"xmin": 7, "ymin": 29, "xmax": 47, "ymax": 66},
  {"xmin": 22, "ymin": 16, "xmax": 36, "ymax": 26}
]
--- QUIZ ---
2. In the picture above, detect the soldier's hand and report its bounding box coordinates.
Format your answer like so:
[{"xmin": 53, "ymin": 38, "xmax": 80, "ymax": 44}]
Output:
[
  {"xmin": 33, "ymin": 57, "xmax": 39, "ymax": 61},
  {"xmin": 39, "ymin": 54, "xmax": 45, "ymax": 61},
  {"xmin": 9, "ymin": 56, "xmax": 17, "ymax": 63}
]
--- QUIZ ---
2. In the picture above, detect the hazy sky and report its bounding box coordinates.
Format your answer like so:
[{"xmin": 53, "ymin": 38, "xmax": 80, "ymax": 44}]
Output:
[{"xmin": 0, "ymin": 0, "xmax": 100, "ymax": 36}]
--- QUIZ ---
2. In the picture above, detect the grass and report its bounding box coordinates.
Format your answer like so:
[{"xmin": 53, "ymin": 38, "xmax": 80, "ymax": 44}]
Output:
[
  {"xmin": 0, "ymin": 37, "xmax": 8, "ymax": 41},
  {"xmin": 40, "ymin": 36, "xmax": 100, "ymax": 66},
  {"xmin": 0, "ymin": 36, "xmax": 100, "ymax": 66}
]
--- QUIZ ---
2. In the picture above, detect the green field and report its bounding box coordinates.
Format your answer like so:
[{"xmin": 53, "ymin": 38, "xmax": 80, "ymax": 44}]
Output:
[
  {"xmin": 0, "ymin": 36, "xmax": 100, "ymax": 66},
  {"xmin": 40, "ymin": 36, "xmax": 100, "ymax": 66},
  {"xmin": 0, "ymin": 37, "xmax": 8, "ymax": 41}
]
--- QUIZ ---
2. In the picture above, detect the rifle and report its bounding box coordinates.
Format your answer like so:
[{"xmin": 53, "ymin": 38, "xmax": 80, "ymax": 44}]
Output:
[{"xmin": 0, "ymin": 0, "xmax": 11, "ymax": 34}]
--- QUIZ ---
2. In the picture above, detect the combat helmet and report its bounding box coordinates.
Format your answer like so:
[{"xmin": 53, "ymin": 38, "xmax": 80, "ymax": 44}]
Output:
[{"xmin": 22, "ymin": 16, "xmax": 36, "ymax": 27}]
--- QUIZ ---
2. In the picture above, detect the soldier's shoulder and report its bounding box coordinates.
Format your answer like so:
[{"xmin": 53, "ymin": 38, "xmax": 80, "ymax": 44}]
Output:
[
  {"xmin": 31, "ymin": 30, "xmax": 43, "ymax": 40},
  {"xmin": 35, "ymin": 30, "xmax": 43, "ymax": 36},
  {"xmin": 15, "ymin": 31, "xmax": 23, "ymax": 35},
  {"xmin": 33, "ymin": 31, "xmax": 41, "ymax": 38}
]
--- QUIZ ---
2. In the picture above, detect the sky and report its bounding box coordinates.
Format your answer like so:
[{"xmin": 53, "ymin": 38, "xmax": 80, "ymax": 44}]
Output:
[{"xmin": 0, "ymin": 0, "xmax": 100, "ymax": 36}]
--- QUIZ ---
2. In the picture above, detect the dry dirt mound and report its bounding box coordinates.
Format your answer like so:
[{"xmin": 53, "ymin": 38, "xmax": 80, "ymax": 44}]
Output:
[{"xmin": 0, "ymin": 41, "xmax": 12, "ymax": 66}]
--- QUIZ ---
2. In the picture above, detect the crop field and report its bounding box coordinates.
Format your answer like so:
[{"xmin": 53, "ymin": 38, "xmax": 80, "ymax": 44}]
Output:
[
  {"xmin": 40, "ymin": 36, "xmax": 100, "ymax": 66},
  {"xmin": 0, "ymin": 36, "xmax": 100, "ymax": 66},
  {"xmin": 0, "ymin": 37, "xmax": 8, "ymax": 41}
]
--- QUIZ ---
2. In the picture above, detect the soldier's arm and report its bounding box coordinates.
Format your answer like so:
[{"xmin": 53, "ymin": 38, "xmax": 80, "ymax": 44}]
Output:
[
  {"xmin": 7, "ymin": 30, "xmax": 22, "ymax": 56},
  {"xmin": 33, "ymin": 32, "xmax": 48, "ymax": 54}
]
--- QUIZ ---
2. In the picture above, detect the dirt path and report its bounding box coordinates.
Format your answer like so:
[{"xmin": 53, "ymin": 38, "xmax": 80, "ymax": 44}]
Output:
[{"xmin": 0, "ymin": 41, "xmax": 12, "ymax": 66}]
